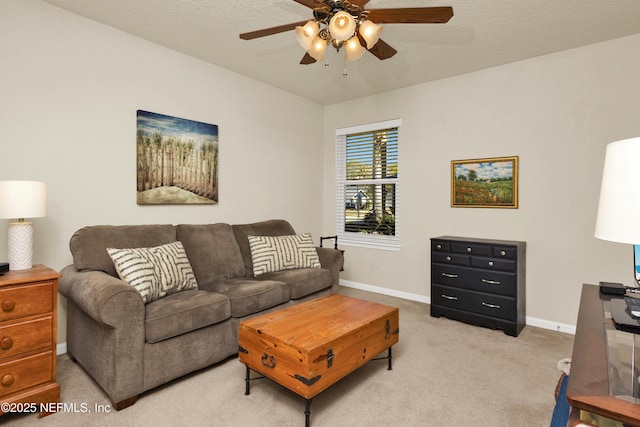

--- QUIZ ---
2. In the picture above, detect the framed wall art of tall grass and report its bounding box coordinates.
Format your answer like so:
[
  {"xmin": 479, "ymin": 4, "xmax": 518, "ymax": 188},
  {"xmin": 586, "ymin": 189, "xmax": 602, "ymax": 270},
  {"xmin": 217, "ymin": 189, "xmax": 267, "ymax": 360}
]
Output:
[
  {"xmin": 136, "ymin": 110, "xmax": 218, "ymax": 205},
  {"xmin": 451, "ymin": 156, "xmax": 518, "ymax": 208}
]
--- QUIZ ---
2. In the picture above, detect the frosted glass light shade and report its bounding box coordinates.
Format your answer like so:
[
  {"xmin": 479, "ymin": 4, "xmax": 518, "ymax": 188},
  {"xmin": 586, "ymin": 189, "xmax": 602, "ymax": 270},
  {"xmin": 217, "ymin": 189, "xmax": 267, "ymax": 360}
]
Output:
[
  {"xmin": 359, "ymin": 20, "xmax": 383, "ymax": 49},
  {"xmin": 308, "ymin": 36, "xmax": 328, "ymax": 61},
  {"xmin": 329, "ymin": 11, "xmax": 356, "ymax": 42},
  {"xmin": 295, "ymin": 20, "xmax": 320, "ymax": 51},
  {"xmin": 0, "ymin": 180, "xmax": 47, "ymax": 219},
  {"xmin": 345, "ymin": 36, "xmax": 366, "ymax": 61},
  {"xmin": 595, "ymin": 137, "xmax": 640, "ymax": 244}
]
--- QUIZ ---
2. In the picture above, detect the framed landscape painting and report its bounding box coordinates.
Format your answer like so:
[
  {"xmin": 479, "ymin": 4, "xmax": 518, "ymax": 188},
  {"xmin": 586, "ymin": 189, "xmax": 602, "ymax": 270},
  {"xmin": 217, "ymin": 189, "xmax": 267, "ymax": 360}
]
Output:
[
  {"xmin": 136, "ymin": 110, "xmax": 218, "ymax": 205},
  {"xmin": 451, "ymin": 156, "xmax": 518, "ymax": 208}
]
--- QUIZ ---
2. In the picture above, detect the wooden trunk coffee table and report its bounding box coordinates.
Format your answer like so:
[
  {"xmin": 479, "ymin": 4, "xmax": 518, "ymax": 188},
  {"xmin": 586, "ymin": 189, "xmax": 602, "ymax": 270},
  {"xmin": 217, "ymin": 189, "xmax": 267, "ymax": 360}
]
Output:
[{"xmin": 239, "ymin": 294, "xmax": 399, "ymax": 426}]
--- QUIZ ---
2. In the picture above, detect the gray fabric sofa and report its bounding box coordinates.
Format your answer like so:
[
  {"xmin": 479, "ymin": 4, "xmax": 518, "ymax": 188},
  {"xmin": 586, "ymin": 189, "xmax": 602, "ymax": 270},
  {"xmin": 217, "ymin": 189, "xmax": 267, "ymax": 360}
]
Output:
[{"xmin": 58, "ymin": 219, "xmax": 344, "ymax": 410}]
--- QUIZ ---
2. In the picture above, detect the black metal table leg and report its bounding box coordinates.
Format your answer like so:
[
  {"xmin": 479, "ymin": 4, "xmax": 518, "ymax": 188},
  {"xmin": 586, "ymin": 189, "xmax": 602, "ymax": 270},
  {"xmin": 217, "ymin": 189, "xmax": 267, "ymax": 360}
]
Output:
[
  {"xmin": 245, "ymin": 366, "xmax": 251, "ymax": 395},
  {"xmin": 305, "ymin": 398, "xmax": 313, "ymax": 427},
  {"xmin": 388, "ymin": 347, "xmax": 393, "ymax": 370}
]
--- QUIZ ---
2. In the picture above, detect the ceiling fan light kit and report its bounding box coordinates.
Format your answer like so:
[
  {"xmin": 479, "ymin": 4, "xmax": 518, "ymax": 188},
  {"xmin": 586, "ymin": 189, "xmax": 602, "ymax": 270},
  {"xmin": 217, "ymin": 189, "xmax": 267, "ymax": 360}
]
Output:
[{"xmin": 240, "ymin": 1, "xmax": 453, "ymax": 67}]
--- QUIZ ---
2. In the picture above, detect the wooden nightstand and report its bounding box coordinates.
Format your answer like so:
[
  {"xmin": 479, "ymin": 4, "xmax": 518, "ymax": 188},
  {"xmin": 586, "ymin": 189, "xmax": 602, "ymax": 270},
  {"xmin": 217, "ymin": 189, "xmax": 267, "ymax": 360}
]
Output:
[{"xmin": 0, "ymin": 265, "xmax": 60, "ymax": 417}]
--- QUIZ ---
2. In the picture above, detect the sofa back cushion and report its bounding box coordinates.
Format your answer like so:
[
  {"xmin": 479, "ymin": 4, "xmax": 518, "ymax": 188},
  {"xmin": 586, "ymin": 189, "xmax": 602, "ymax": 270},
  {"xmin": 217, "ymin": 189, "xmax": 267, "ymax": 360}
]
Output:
[
  {"xmin": 69, "ymin": 224, "xmax": 177, "ymax": 277},
  {"xmin": 176, "ymin": 223, "xmax": 246, "ymax": 286},
  {"xmin": 232, "ymin": 219, "xmax": 296, "ymax": 277}
]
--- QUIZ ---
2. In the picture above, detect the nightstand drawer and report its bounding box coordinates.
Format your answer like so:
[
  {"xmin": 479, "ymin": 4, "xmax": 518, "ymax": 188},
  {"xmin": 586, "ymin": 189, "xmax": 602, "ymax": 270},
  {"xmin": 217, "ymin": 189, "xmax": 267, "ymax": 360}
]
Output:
[
  {"xmin": 0, "ymin": 282, "xmax": 53, "ymax": 322},
  {"xmin": 0, "ymin": 318, "xmax": 52, "ymax": 359},
  {"xmin": 0, "ymin": 351, "xmax": 53, "ymax": 397}
]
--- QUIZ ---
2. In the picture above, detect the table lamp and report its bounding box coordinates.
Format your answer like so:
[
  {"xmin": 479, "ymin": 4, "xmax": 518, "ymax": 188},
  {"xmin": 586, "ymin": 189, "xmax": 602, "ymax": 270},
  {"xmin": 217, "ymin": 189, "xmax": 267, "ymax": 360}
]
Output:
[
  {"xmin": 595, "ymin": 137, "xmax": 640, "ymax": 245},
  {"xmin": 0, "ymin": 180, "xmax": 47, "ymax": 270}
]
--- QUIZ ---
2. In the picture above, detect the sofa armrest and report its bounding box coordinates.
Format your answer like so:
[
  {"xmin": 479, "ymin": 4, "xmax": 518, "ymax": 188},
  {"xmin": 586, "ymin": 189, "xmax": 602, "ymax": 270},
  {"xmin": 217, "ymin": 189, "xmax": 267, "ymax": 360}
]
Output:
[
  {"xmin": 59, "ymin": 265, "xmax": 144, "ymax": 328},
  {"xmin": 316, "ymin": 247, "xmax": 344, "ymax": 290}
]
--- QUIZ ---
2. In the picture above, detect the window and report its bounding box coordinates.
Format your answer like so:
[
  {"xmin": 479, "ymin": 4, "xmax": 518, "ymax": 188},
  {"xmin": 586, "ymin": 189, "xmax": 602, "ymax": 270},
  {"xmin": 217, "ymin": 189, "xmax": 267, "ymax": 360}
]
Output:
[{"xmin": 336, "ymin": 119, "xmax": 401, "ymax": 250}]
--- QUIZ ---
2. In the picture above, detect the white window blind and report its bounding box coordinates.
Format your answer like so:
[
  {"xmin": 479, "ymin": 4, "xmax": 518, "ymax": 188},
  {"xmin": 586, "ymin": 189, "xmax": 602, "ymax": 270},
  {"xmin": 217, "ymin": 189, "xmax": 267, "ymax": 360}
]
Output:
[{"xmin": 336, "ymin": 119, "xmax": 401, "ymax": 250}]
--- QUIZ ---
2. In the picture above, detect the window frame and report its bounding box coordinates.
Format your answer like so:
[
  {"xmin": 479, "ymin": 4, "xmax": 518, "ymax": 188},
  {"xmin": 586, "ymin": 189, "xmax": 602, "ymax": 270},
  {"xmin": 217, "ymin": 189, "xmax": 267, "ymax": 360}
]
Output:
[{"xmin": 336, "ymin": 119, "xmax": 401, "ymax": 251}]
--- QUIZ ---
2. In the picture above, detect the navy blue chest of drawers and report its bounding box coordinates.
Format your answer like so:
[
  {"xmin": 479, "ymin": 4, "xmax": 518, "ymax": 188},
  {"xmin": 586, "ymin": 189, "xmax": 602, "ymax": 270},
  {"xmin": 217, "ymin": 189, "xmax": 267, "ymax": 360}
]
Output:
[{"xmin": 430, "ymin": 236, "xmax": 526, "ymax": 337}]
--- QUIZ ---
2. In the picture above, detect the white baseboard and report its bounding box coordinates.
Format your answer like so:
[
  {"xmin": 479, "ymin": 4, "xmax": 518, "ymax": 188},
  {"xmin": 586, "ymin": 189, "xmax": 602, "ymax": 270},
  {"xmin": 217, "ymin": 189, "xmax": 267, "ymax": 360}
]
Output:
[
  {"xmin": 339, "ymin": 279, "xmax": 576, "ymax": 335},
  {"xmin": 340, "ymin": 279, "xmax": 430, "ymax": 304},
  {"xmin": 57, "ymin": 342, "xmax": 67, "ymax": 355}
]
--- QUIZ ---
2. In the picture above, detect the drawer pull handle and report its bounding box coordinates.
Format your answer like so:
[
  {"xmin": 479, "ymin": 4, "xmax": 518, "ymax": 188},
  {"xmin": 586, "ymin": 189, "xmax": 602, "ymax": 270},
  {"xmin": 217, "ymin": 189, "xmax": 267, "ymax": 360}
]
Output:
[
  {"xmin": 488, "ymin": 261, "xmax": 494, "ymax": 267},
  {"xmin": 482, "ymin": 279, "xmax": 501, "ymax": 285},
  {"xmin": 441, "ymin": 273, "xmax": 458, "ymax": 278},
  {"xmin": 482, "ymin": 302, "xmax": 501, "ymax": 309},
  {"xmin": 466, "ymin": 247, "xmax": 472, "ymax": 253},
  {"xmin": 442, "ymin": 294, "xmax": 458, "ymax": 301},
  {"xmin": 446, "ymin": 256, "xmax": 452, "ymax": 261},
  {"xmin": 261, "ymin": 353, "xmax": 276, "ymax": 368},
  {"xmin": 1, "ymin": 300, "xmax": 15, "ymax": 312},
  {"xmin": 0, "ymin": 337, "xmax": 12, "ymax": 350},
  {"xmin": 1, "ymin": 374, "xmax": 14, "ymax": 387},
  {"xmin": 436, "ymin": 244, "xmax": 442, "ymax": 249},
  {"xmin": 500, "ymin": 250, "xmax": 506, "ymax": 256}
]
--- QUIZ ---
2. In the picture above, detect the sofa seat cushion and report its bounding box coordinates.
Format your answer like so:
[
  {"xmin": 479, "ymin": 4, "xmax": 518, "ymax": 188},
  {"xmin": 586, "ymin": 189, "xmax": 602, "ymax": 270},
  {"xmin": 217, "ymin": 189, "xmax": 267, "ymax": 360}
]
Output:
[
  {"xmin": 203, "ymin": 278, "xmax": 289, "ymax": 318},
  {"xmin": 145, "ymin": 290, "xmax": 231, "ymax": 343},
  {"xmin": 257, "ymin": 268, "xmax": 332, "ymax": 300}
]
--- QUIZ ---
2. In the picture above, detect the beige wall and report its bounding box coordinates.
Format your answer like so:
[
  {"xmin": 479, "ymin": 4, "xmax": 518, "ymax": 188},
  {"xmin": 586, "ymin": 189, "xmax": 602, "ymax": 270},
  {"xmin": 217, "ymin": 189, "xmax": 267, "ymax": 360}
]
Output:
[
  {"xmin": 3, "ymin": 0, "xmax": 640, "ymax": 347},
  {"xmin": 323, "ymin": 33, "xmax": 640, "ymax": 330},
  {"xmin": 0, "ymin": 0, "xmax": 324, "ymax": 346}
]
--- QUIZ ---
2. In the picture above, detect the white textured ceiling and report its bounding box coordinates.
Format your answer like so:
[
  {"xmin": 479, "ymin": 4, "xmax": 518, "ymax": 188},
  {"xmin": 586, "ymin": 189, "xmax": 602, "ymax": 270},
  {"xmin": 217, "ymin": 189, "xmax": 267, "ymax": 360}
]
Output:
[{"xmin": 41, "ymin": 0, "xmax": 640, "ymax": 105}]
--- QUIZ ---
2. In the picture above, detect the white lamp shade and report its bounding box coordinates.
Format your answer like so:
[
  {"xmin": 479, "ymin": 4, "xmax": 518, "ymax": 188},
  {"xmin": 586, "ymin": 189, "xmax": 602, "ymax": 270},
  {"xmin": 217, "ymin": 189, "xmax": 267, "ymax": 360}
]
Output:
[
  {"xmin": 308, "ymin": 36, "xmax": 328, "ymax": 62},
  {"xmin": 0, "ymin": 180, "xmax": 47, "ymax": 219},
  {"xmin": 359, "ymin": 20, "xmax": 384, "ymax": 49},
  {"xmin": 295, "ymin": 21, "xmax": 320, "ymax": 51},
  {"xmin": 595, "ymin": 137, "xmax": 640, "ymax": 244},
  {"xmin": 345, "ymin": 36, "xmax": 366, "ymax": 61},
  {"xmin": 329, "ymin": 11, "xmax": 356, "ymax": 42}
]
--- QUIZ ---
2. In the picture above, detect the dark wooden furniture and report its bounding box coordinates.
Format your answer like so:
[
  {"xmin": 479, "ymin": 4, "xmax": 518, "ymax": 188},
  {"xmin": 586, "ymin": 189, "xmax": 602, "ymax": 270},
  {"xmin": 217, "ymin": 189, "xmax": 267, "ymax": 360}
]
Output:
[
  {"xmin": 430, "ymin": 236, "xmax": 526, "ymax": 337},
  {"xmin": 566, "ymin": 284, "xmax": 640, "ymax": 426},
  {"xmin": 0, "ymin": 265, "xmax": 60, "ymax": 417},
  {"xmin": 239, "ymin": 294, "xmax": 399, "ymax": 426}
]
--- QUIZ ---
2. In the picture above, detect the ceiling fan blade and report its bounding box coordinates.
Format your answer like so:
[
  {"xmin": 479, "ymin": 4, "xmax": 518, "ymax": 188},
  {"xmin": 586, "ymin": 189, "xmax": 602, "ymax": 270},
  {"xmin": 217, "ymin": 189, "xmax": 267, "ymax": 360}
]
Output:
[
  {"xmin": 300, "ymin": 53, "xmax": 317, "ymax": 65},
  {"xmin": 367, "ymin": 7, "xmax": 454, "ymax": 24},
  {"xmin": 368, "ymin": 39, "xmax": 397, "ymax": 60},
  {"xmin": 292, "ymin": 0, "xmax": 326, "ymax": 9},
  {"xmin": 240, "ymin": 20, "xmax": 309, "ymax": 40}
]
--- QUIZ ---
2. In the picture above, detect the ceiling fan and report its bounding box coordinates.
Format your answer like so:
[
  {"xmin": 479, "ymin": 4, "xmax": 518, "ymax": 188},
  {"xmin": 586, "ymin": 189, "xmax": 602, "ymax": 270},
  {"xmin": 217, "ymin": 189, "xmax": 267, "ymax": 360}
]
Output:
[{"xmin": 239, "ymin": 0, "xmax": 454, "ymax": 65}]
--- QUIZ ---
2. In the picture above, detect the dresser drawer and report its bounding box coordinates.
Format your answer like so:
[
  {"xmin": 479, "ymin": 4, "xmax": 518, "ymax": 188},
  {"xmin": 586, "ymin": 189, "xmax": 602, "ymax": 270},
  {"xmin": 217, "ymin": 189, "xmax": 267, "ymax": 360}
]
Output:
[
  {"xmin": 431, "ymin": 240, "xmax": 450, "ymax": 252},
  {"xmin": 0, "ymin": 351, "xmax": 53, "ymax": 397},
  {"xmin": 470, "ymin": 256, "xmax": 516, "ymax": 272},
  {"xmin": 432, "ymin": 252, "xmax": 470, "ymax": 266},
  {"xmin": 431, "ymin": 264, "xmax": 517, "ymax": 297},
  {"xmin": 492, "ymin": 246, "xmax": 517, "ymax": 259},
  {"xmin": 450, "ymin": 243, "xmax": 492, "ymax": 257},
  {"xmin": 0, "ymin": 317, "xmax": 52, "ymax": 359},
  {"xmin": 432, "ymin": 284, "xmax": 516, "ymax": 321},
  {"xmin": 0, "ymin": 283, "xmax": 53, "ymax": 322}
]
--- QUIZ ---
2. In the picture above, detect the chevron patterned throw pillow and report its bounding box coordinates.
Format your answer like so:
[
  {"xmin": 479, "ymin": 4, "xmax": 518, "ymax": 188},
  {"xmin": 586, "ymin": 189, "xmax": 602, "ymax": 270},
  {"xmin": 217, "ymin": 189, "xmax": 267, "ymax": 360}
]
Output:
[
  {"xmin": 107, "ymin": 241, "xmax": 198, "ymax": 303},
  {"xmin": 248, "ymin": 233, "xmax": 321, "ymax": 277}
]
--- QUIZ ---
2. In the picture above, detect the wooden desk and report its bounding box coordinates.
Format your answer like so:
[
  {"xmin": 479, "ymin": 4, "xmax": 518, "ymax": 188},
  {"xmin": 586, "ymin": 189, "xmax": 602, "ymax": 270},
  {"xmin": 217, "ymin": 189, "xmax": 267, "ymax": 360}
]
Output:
[{"xmin": 567, "ymin": 284, "xmax": 640, "ymax": 426}]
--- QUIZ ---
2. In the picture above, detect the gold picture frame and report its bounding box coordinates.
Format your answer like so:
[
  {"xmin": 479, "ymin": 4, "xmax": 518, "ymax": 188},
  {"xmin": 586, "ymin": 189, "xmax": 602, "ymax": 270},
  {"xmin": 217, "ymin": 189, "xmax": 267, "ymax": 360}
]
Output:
[{"xmin": 451, "ymin": 156, "xmax": 518, "ymax": 208}]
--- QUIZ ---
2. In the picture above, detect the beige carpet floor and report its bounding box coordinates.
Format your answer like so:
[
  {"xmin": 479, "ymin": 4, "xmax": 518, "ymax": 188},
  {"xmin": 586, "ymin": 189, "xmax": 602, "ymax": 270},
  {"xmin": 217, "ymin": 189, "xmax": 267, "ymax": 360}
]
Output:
[{"xmin": 4, "ymin": 287, "xmax": 574, "ymax": 426}]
